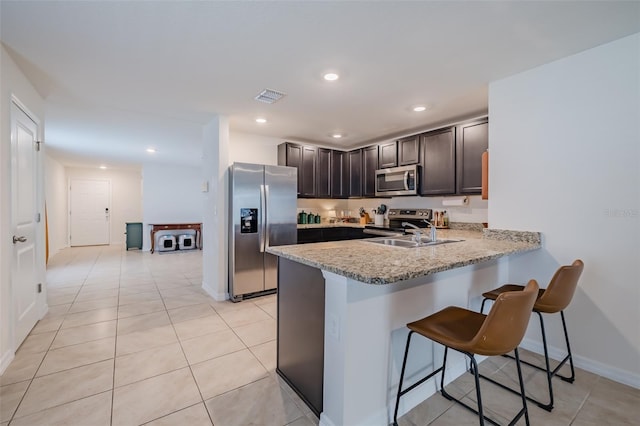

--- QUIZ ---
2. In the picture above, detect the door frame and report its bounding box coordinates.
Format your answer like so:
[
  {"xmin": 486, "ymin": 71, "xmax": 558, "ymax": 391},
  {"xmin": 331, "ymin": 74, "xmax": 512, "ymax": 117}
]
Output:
[
  {"xmin": 68, "ymin": 178, "xmax": 112, "ymax": 247},
  {"xmin": 7, "ymin": 96, "xmax": 46, "ymax": 362}
]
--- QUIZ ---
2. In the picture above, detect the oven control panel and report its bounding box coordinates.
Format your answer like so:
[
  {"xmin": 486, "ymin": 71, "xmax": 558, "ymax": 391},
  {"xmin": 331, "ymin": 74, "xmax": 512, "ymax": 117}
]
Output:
[{"xmin": 387, "ymin": 208, "xmax": 432, "ymax": 220}]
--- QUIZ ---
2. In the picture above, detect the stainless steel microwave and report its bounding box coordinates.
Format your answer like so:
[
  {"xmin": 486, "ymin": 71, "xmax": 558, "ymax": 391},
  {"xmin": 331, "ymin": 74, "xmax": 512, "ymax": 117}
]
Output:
[{"xmin": 375, "ymin": 165, "xmax": 419, "ymax": 196}]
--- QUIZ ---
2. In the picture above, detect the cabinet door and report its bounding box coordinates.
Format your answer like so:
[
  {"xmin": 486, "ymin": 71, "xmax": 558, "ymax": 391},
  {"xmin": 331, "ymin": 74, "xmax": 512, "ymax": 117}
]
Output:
[
  {"xmin": 420, "ymin": 128, "xmax": 456, "ymax": 195},
  {"xmin": 348, "ymin": 149, "xmax": 362, "ymax": 198},
  {"xmin": 300, "ymin": 146, "xmax": 317, "ymax": 197},
  {"xmin": 362, "ymin": 145, "xmax": 378, "ymax": 197},
  {"xmin": 457, "ymin": 120, "xmax": 488, "ymax": 194},
  {"xmin": 316, "ymin": 148, "xmax": 331, "ymax": 198},
  {"xmin": 398, "ymin": 135, "xmax": 420, "ymax": 165},
  {"xmin": 378, "ymin": 142, "xmax": 397, "ymax": 168},
  {"xmin": 278, "ymin": 143, "xmax": 303, "ymax": 196},
  {"xmin": 331, "ymin": 150, "xmax": 349, "ymax": 198}
]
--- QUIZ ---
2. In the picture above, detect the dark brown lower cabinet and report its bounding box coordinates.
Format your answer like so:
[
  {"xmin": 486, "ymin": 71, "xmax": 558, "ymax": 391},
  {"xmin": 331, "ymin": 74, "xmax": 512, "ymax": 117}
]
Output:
[{"xmin": 277, "ymin": 258, "xmax": 325, "ymax": 416}]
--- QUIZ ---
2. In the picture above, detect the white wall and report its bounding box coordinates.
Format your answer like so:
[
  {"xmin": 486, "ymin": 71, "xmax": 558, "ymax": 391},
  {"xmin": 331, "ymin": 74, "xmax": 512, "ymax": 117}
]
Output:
[
  {"xmin": 67, "ymin": 167, "xmax": 143, "ymax": 246},
  {"xmin": 142, "ymin": 162, "xmax": 203, "ymax": 250},
  {"xmin": 489, "ymin": 33, "xmax": 640, "ymax": 386},
  {"xmin": 202, "ymin": 117, "xmax": 230, "ymax": 300},
  {"xmin": 45, "ymin": 155, "xmax": 68, "ymax": 257},
  {"xmin": 0, "ymin": 45, "xmax": 46, "ymax": 373},
  {"xmin": 229, "ymin": 131, "xmax": 282, "ymax": 165}
]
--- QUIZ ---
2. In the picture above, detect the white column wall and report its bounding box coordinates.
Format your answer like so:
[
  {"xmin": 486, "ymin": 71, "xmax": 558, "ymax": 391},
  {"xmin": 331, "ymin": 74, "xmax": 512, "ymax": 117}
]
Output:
[
  {"xmin": 202, "ymin": 116, "xmax": 229, "ymax": 300},
  {"xmin": 0, "ymin": 45, "xmax": 46, "ymax": 373},
  {"xmin": 141, "ymin": 163, "xmax": 202, "ymax": 250},
  {"xmin": 489, "ymin": 33, "xmax": 640, "ymax": 386},
  {"xmin": 44, "ymin": 155, "xmax": 68, "ymax": 257}
]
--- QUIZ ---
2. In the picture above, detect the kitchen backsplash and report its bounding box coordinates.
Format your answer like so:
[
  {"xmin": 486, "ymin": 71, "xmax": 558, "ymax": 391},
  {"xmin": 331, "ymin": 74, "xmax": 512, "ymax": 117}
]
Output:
[{"xmin": 297, "ymin": 195, "xmax": 488, "ymax": 224}]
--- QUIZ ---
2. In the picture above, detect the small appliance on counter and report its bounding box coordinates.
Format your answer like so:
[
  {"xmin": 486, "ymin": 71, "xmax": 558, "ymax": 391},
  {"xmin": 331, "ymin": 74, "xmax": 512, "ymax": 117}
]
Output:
[{"xmin": 363, "ymin": 208, "xmax": 432, "ymax": 236}]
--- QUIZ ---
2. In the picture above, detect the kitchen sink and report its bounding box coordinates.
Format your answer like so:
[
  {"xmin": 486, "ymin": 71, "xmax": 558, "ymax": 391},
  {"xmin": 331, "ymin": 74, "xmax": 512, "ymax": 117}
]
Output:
[{"xmin": 365, "ymin": 235, "xmax": 463, "ymax": 248}]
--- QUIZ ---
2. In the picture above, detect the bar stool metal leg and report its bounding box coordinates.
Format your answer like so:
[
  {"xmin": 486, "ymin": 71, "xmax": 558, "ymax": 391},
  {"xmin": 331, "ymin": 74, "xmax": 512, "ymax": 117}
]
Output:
[
  {"xmin": 393, "ymin": 331, "xmax": 444, "ymax": 426},
  {"xmin": 479, "ymin": 300, "xmax": 576, "ymax": 411}
]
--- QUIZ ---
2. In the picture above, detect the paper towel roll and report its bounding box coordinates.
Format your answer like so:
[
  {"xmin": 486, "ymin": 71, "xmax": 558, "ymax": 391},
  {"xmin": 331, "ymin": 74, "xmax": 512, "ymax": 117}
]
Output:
[{"xmin": 442, "ymin": 196, "xmax": 468, "ymax": 207}]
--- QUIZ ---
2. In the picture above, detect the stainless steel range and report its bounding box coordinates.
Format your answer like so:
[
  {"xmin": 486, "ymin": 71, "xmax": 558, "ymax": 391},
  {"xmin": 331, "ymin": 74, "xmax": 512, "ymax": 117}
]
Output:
[{"xmin": 364, "ymin": 208, "xmax": 432, "ymax": 236}]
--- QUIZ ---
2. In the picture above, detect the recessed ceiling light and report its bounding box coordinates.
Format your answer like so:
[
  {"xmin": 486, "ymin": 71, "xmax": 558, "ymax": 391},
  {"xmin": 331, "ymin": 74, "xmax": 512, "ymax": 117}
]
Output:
[
  {"xmin": 255, "ymin": 117, "xmax": 267, "ymax": 124},
  {"xmin": 413, "ymin": 105, "xmax": 427, "ymax": 112},
  {"xmin": 323, "ymin": 73, "xmax": 339, "ymax": 81},
  {"xmin": 99, "ymin": 165, "xmax": 107, "ymax": 170},
  {"xmin": 146, "ymin": 148, "xmax": 156, "ymax": 153},
  {"xmin": 332, "ymin": 133, "xmax": 343, "ymax": 139}
]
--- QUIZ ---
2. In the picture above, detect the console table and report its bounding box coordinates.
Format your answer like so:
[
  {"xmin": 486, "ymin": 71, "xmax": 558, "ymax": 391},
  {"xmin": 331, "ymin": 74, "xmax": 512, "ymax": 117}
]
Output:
[{"xmin": 149, "ymin": 223, "xmax": 202, "ymax": 253}]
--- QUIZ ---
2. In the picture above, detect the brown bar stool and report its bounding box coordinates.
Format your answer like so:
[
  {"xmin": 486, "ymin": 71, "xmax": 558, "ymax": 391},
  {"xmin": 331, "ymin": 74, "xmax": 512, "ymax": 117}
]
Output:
[
  {"xmin": 479, "ymin": 259, "xmax": 584, "ymax": 411},
  {"xmin": 393, "ymin": 280, "xmax": 539, "ymax": 426}
]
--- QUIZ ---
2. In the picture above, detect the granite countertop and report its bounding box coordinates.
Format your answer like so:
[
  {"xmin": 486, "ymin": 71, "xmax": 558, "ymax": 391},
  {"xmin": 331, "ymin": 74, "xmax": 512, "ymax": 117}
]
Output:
[{"xmin": 267, "ymin": 228, "xmax": 541, "ymax": 285}]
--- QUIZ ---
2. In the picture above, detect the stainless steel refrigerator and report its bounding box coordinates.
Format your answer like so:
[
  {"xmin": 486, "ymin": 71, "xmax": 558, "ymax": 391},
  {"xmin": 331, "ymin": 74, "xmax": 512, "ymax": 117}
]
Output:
[{"xmin": 229, "ymin": 162, "xmax": 297, "ymax": 301}]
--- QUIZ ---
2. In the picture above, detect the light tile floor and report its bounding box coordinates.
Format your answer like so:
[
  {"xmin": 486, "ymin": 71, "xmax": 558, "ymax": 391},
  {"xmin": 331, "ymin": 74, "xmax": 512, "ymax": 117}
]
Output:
[{"xmin": 1, "ymin": 245, "xmax": 638, "ymax": 425}]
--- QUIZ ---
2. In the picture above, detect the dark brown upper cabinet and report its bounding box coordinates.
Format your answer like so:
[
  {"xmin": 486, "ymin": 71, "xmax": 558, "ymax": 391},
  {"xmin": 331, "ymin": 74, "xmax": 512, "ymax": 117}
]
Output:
[
  {"xmin": 278, "ymin": 143, "xmax": 302, "ymax": 196},
  {"xmin": 378, "ymin": 142, "xmax": 397, "ymax": 169},
  {"xmin": 398, "ymin": 135, "xmax": 420, "ymax": 166},
  {"xmin": 348, "ymin": 149, "xmax": 362, "ymax": 198},
  {"xmin": 330, "ymin": 150, "xmax": 349, "ymax": 198},
  {"xmin": 456, "ymin": 119, "xmax": 488, "ymax": 194},
  {"xmin": 420, "ymin": 127, "xmax": 456, "ymax": 196},
  {"xmin": 362, "ymin": 145, "xmax": 378, "ymax": 197},
  {"xmin": 316, "ymin": 148, "xmax": 331, "ymax": 198},
  {"xmin": 277, "ymin": 142, "xmax": 317, "ymax": 197}
]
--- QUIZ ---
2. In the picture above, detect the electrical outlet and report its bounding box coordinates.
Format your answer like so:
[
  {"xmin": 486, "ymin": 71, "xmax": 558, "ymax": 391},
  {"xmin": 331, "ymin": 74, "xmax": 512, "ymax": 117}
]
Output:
[{"xmin": 328, "ymin": 313, "xmax": 340, "ymax": 341}]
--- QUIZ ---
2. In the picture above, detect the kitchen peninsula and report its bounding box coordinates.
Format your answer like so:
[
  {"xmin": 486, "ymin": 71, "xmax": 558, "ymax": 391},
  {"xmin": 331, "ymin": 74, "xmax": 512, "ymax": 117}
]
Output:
[{"xmin": 268, "ymin": 228, "xmax": 541, "ymax": 426}]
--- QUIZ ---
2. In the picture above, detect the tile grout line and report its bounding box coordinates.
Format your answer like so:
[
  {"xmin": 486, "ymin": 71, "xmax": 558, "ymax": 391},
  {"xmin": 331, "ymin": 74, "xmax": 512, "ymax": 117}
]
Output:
[{"xmin": 8, "ymin": 245, "xmax": 106, "ymax": 424}]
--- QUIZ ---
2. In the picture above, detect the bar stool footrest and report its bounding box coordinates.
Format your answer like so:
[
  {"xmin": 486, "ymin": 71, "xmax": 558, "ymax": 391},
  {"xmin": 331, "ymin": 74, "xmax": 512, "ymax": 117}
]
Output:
[
  {"xmin": 476, "ymin": 371, "xmax": 554, "ymax": 412},
  {"xmin": 440, "ymin": 382, "xmax": 525, "ymax": 426},
  {"xmin": 501, "ymin": 352, "xmax": 574, "ymax": 381}
]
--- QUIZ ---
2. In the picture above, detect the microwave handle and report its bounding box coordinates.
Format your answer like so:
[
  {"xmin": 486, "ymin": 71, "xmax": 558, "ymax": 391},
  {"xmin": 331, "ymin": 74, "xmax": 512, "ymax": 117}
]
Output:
[{"xmin": 404, "ymin": 171, "xmax": 410, "ymax": 190}]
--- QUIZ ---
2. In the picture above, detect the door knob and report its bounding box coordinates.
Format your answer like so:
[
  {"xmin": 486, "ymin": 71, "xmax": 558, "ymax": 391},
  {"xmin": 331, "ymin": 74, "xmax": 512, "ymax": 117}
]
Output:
[{"xmin": 13, "ymin": 235, "xmax": 27, "ymax": 244}]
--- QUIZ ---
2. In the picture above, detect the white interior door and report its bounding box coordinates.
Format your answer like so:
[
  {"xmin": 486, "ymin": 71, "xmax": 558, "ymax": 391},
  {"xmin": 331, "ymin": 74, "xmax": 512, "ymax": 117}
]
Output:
[
  {"xmin": 11, "ymin": 102, "xmax": 41, "ymax": 347},
  {"xmin": 70, "ymin": 179, "xmax": 110, "ymax": 246}
]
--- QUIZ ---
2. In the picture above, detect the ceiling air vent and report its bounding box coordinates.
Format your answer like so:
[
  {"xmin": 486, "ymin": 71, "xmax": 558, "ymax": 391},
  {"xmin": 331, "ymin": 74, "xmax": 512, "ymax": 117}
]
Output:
[{"xmin": 254, "ymin": 88, "xmax": 286, "ymax": 104}]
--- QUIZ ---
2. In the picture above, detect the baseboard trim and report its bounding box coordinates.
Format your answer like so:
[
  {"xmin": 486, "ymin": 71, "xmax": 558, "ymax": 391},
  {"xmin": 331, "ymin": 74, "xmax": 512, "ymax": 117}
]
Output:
[
  {"xmin": 0, "ymin": 349, "xmax": 15, "ymax": 375},
  {"xmin": 201, "ymin": 281, "xmax": 228, "ymax": 302},
  {"xmin": 520, "ymin": 337, "xmax": 640, "ymax": 389}
]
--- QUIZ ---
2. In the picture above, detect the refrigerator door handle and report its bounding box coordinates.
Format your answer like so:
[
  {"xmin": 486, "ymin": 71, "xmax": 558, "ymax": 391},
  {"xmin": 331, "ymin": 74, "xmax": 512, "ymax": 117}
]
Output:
[
  {"xmin": 264, "ymin": 184, "xmax": 270, "ymax": 248},
  {"xmin": 259, "ymin": 184, "xmax": 266, "ymax": 252}
]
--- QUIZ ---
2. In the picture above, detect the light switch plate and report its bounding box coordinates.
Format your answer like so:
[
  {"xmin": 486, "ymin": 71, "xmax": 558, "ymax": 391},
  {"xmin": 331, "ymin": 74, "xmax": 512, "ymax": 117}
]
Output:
[{"xmin": 201, "ymin": 181, "xmax": 209, "ymax": 192}]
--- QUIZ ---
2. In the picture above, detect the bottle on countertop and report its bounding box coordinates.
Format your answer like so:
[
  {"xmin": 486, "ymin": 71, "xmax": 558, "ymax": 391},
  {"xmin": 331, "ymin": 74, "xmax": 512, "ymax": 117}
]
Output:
[{"xmin": 443, "ymin": 211, "xmax": 449, "ymax": 227}]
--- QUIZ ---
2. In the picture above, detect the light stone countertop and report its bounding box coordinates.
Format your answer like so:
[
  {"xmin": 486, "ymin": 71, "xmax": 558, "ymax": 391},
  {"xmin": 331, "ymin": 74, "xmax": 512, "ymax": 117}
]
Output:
[{"xmin": 267, "ymin": 228, "xmax": 541, "ymax": 285}]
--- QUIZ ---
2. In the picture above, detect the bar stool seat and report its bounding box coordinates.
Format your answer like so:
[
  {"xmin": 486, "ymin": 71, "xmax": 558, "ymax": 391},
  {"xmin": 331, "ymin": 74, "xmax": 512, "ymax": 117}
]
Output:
[
  {"xmin": 393, "ymin": 280, "xmax": 539, "ymax": 426},
  {"xmin": 479, "ymin": 259, "xmax": 584, "ymax": 412}
]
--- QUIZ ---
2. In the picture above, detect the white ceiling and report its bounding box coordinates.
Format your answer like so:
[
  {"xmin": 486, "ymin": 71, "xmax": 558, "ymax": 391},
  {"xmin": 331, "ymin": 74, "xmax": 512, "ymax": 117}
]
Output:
[{"xmin": 1, "ymin": 1, "xmax": 639, "ymax": 168}]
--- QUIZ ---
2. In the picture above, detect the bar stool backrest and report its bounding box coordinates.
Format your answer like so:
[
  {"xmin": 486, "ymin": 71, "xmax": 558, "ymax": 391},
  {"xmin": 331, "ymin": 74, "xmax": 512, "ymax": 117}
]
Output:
[
  {"xmin": 536, "ymin": 260, "xmax": 584, "ymax": 313},
  {"xmin": 468, "ymin": 280, "xmax": 539, "ymax": 356}
]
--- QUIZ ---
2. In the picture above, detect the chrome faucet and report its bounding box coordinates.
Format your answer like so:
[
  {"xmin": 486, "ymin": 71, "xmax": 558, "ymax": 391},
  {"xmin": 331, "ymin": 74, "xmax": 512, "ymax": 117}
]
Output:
[
  {"xmin": 423, "ymin": 219, "xmax": 437, "ymax": 242},
  {"xmin": 402, "ymin": 222, "xmax": 423, "ymax": 243}
]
